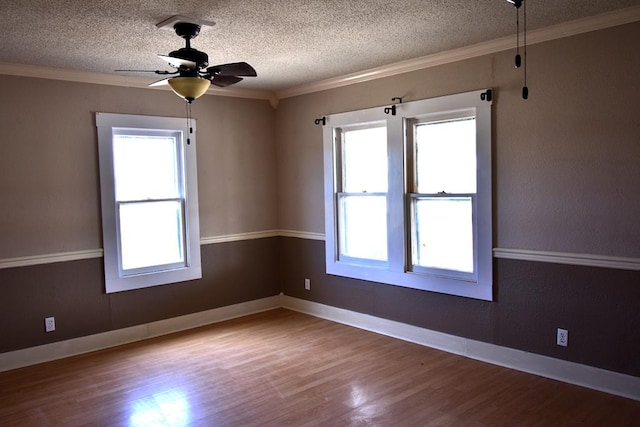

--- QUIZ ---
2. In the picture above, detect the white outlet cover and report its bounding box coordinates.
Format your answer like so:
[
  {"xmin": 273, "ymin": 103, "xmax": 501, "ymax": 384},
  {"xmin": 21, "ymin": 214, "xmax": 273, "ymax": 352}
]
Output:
[
  {"xmin": 557, "ymin": 328, "xmax": 568, "ymax": 347},
  {"xmin": 45, "ymin": 317, "xmax": 56, "ymax": 332}
]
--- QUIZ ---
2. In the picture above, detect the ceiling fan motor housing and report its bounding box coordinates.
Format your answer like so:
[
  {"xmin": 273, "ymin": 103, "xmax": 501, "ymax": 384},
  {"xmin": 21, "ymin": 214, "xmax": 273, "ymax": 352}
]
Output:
[
  {"xmin": 169, "ymin": 48, "xmax": 209, "ymax": 69},
  {"xmin": 174, "ymin": 22, "xmax": 201, "ymax": 40},
  {"xmin": 169, "ymin": 22, "xmax": 209, "ymax": 69}
]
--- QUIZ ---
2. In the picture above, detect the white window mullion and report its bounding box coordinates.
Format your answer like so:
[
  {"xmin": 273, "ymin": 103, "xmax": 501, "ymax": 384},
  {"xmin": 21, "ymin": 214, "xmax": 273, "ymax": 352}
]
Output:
[
  {"xmin": 474, "ymin": 101, "xmax": 493, "ymax": 297},
  {"xmin": 386, "ymin": 114, "xmax": 406, "ymax": 273}
]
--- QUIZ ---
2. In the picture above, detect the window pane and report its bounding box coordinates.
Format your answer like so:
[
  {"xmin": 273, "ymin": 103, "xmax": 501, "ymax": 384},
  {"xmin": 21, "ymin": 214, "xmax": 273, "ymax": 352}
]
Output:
[
  {"xmin": 412, "ymin": 197, "xmax": 473, "ymax": 273},
  {"xmin": 119, "ymin": 201, "xmax": 185, "ymax": 271},
  {"xmin": 343, "ymin": 127, "xmax": 387, "ymax": 192},
  {"xmin": 338, "ymin": 195, "xmax": 387, "ymax": 261},
  {"xmin": 113, "ymin": 134, "xmax": 180, "ymax": 201},
  {"xmin": 415, "ymin": 118, "xmax": 476, "ymax": 194}
]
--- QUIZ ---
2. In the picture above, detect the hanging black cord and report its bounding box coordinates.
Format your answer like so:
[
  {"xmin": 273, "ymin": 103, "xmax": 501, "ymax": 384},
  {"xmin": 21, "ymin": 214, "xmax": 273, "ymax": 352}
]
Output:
[
  {"xmin": 185, "ymin": 101, "xmax": 193, "ymax": 145},
  {"xmin": 522, "ymin": 0, "xmax": 529, "ymax": 99},
  {"xmin": 515, "ymin": 5, "xmax": 521, "ymax": 68}
]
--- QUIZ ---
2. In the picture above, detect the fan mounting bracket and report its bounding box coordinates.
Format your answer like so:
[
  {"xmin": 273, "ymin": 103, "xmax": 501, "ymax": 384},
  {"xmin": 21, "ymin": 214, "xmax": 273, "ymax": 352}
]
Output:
[
  {"xmin": 156, "ymin": 15, "xmax": 215, "ymax": 30},
  {"xmin": 174, "ymin": 22, "xmax": 201, "ymax": 41}
]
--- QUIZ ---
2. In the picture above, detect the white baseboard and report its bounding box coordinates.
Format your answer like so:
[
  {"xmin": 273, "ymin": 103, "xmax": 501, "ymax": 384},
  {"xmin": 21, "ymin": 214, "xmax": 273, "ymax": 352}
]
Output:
[
  {"xmin": 2, "ymin": 294, "xmax": 638, "ymax": 402},
  {"xmin": 0, "ymin": 295, "xmax": 281, "ymax": 373},
  {"xmin": 280, "ymin": 295, "xmax": 640, "ymax": 401}
]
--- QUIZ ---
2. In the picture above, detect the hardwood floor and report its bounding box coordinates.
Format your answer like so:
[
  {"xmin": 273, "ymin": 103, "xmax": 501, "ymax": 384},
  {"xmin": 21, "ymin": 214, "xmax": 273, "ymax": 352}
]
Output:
[{"xmin": 0, "ymin": 309, "xmax": 638, "ymax": 426}]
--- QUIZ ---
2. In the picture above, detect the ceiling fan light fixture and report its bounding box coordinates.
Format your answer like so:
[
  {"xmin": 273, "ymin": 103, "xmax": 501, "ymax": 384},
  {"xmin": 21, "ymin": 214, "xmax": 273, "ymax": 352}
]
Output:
[
  {"xmin": 168, "ymin": 76, "xmax": 211, "ymax": 103},
  {"xmin": 117, "ymin": 17, "xmax": 256, "ymax": 100}
]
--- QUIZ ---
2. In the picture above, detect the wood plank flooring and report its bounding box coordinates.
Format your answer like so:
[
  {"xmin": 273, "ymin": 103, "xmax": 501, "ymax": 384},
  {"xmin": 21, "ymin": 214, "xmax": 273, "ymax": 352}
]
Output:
[{"xmin": 0, "ymin": 309, "xmax": 638, "ymax": 426}]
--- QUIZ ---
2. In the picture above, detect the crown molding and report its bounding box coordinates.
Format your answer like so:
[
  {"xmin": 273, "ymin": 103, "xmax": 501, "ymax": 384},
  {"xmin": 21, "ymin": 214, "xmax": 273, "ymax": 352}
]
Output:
[
  {"xmin": 0, "ymin": 62, "xmax": 274, "ymax": 101},
  {"xmin": 276, "ymin": 5, "xmax": 640, "ymax": 99},
  {"xmin": 1, "ymin": 6, "xmax": 639, "ymax": 105}
]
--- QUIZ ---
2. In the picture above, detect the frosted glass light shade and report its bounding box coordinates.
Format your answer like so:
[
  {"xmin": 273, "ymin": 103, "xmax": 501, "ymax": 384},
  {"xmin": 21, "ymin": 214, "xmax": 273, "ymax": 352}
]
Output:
[{"xmin": 168, "ymin": 77, "xmax": 211, "ymax": 102}]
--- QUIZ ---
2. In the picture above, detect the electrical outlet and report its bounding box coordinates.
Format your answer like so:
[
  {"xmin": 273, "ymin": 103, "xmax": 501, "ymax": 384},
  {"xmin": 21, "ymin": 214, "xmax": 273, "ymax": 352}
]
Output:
[
  {"xmin": 45, "ymin": 316, "xmax": 56, "ymax": 333},
  {"xmin": 304, "ymin": 278, "xmax": 311, "ymax": 290},
  {"xmin": 557, "ymin": 328, "xmax": 568, "ymax": 347}
]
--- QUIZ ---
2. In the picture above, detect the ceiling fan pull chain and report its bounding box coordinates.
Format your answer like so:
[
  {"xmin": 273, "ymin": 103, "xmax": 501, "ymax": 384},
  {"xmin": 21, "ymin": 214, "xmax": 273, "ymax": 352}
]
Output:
[
  {"xmin": 507, "ymin": 0, "xmax": 528, "ymax": 99},
  {"xmin": 515, "ymin": 3, "xmax": 521, "ymax": 68},
  {"xmin": 186, "ymin": 102, "xmax": 192, "ymax": 145},
  {"xmin": 522, "ymin": 0, "xmax": 529, "ymax": 99}
]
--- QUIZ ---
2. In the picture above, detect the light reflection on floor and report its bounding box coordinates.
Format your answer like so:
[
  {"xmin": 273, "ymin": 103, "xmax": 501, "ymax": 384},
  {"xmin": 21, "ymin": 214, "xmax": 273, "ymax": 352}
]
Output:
[
  {"xmin": 129, "ymin": 389, "xmax": 190, "ymax": 426},
  {"xmin": 349, "ymin": 384, "xmax": 367, "ymax": 408},
  {"xmin": 349, "ymin": 383, "xmax": 380, "ymax": 423}
]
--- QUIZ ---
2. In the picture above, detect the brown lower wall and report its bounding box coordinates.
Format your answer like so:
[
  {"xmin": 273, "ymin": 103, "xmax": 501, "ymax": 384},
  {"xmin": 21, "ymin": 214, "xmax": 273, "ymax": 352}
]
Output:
[
  {"xmin": 3, "ymin": 235, "xmax": 638, "ymax": 379},
  {"xmin": 0, "ymin": 238, "xmax": 280, "ymax": 354},
  {"xmin": 278, "ymin": 237, "xmax": 640, "ymax": 378}
]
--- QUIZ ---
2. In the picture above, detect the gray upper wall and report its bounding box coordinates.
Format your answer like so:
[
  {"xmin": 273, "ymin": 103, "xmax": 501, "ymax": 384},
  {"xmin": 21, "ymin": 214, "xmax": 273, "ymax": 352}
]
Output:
[
  {"xmin": 0, "ymin": 80, "xmax": 278, "ymax": 259},
  {"xmin": 0, "ymin": 21, "xmax": 638, "ymax": 261},
  {"xmin": 275, "ymin": 22, "xmax": 640, "ymax": 259}
]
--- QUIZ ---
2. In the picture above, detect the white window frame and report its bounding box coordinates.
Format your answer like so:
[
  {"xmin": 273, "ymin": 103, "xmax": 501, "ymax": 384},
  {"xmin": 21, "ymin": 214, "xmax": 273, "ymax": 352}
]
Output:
[
  {"xmin": 96, "ymin": 113, "xmax": 202, "ymax": 293},
  {"xmin": 323, "ymin": 89, "xmax": 493, "ymax": 300},
  {"xmin": 336, "ymin": 121, "xmax": 389, "ymax": 265}
]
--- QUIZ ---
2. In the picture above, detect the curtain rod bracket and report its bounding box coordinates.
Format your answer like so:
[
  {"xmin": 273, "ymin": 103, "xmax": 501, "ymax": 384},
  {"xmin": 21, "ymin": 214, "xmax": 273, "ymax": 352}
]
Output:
[{"xmin": 384, "ymin": 97, "xmax": 403, "ymax": 115}]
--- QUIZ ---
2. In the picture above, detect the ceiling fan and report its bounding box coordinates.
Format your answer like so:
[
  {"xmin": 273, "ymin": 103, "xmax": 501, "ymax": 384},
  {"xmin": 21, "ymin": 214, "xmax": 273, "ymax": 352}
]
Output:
[{"xmin": 117, "ymin": 21, "xmax": 257, "ymax": 103}]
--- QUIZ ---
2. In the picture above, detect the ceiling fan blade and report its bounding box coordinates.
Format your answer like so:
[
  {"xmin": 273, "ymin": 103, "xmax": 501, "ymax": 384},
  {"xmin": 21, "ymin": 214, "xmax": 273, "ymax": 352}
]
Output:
[
  {"xmin": 211, "ymin": 75, "xmax": 243, "ymax": 87},
  {"xmin": 158, "ymin": 54, "xmax": 197, "ymax": 70},
  {"xmin": 115, "ymin": 69, "xmax": 178, "ymax": 75},
  {"xmin": 208, "ymin": 62, "xmax": 257, "ymax": 77},
  {"xmin": 149, "ymin": 78, "xmax": 170, "ymax": 87}
]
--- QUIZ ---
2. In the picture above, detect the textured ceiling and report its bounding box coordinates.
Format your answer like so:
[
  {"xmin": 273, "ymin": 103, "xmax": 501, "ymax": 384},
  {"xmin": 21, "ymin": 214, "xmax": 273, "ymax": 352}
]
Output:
[{"xmin": 1, "ymin": 0, "xmax": 639, "ymax": 92}]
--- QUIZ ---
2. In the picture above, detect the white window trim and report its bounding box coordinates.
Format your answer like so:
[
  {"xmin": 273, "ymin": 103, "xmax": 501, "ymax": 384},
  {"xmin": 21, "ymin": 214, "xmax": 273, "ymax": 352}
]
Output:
[
  {"xmin": 96, "ymin": 113, "xmax": 202, "ymax": 293},
  {"xmin": 323, "ymin": 89, "xmax": 493, "ymax": 300}
]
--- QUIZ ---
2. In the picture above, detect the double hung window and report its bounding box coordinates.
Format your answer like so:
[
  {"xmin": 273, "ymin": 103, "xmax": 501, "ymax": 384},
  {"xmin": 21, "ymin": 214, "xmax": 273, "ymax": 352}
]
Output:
[
  {"xmin": 323, "ymin": 89, "xmax": 492, "ymax": 300},
  {"xmin": 96, "ymin": 113, "xmax": 201, "ymax": 293},
  {"xmin": 337, "ymin": 124, "xmax": 388, "ymax": 263}
]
